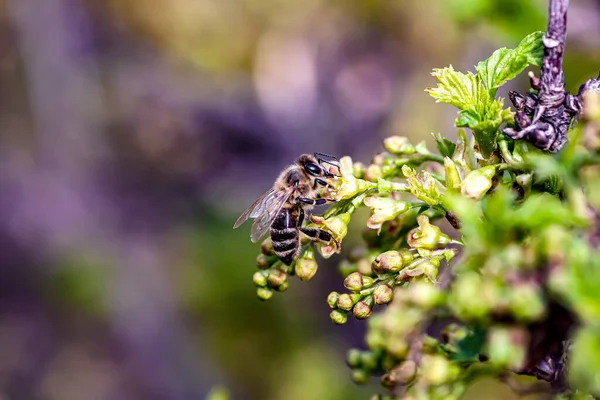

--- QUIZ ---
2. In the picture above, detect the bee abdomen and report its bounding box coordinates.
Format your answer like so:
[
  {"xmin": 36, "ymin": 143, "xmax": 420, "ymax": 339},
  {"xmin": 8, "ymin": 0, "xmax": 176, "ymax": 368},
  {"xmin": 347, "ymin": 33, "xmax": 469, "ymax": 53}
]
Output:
[{"xmin": 271, "ymin": 228, "xmax": 299, "ymax": 265}]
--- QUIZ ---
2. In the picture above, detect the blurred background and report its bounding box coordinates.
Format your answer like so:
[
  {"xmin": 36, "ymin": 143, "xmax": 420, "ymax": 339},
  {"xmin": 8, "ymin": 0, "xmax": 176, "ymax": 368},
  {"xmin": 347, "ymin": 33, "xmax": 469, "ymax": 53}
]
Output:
[{"xmin": 0, "ymin": 0, "xmax": 599, "ymax": 399}]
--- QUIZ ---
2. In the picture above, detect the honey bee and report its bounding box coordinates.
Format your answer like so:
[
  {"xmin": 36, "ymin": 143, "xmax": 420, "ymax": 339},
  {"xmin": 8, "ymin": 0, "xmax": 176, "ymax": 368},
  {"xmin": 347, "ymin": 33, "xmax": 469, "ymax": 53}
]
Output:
[{"xmin": 233, "ymin": 153, "xmax": 341, "ymax": 265}]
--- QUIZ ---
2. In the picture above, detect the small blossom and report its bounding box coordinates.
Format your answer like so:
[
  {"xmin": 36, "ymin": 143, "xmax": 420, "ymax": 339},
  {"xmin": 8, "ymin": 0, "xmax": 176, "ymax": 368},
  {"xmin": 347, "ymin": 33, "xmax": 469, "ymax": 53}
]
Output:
[
  {"xmin": 337, "ymin": 293, "xmax": 361, "ymax": 311},
  {"xmin": 421, "ymin": 355, "xmax": 459, "ymax": 385},
  {"xmin": 407, "ymin": 215, "xmax": 451, "ymax": 250},
  {"xmin": 260, "ymin": 238, "xmax": 274, "ymax": 255},
  {"xmin": 402, "ymin": 165, "xmax": 443, "ymax": 205},
  {"xmin": 364, "ymin": 164, "xmax": 383, "ymax": 182},
  {"xmin": 346, "ymin": 349, "xmax": 362, "ymax": 368},
  {"xmin": 384, "ymin": 136, "xmax": 416, "ymax": 155},
  {"xmin": 460, "ymin": 165, "xmax": 497, "ymax": 200},
  {"xmin": 256, "ymin": 254, "xmax": 270, "ymax": 269},
  {"xmin": 372, "ymin": 250, "xmax": 409, "ymax": 274},
  {"xmin": 295, "ymin": 247, "xmax": 318, "ymax": 281},
  {"xmin": 487, "ymin": 326, "xmax": 528, "ymax": 369},
  {"xmin": 363, "ymin": 196, "xmax": 409, "ymax": 232},
  {"xmin": 335, "ymin": 156, "xmax": 377, "ymax": 201},
  {"xmin": 351, "ymin": 368, "xmax": 370, "ymax": 384}
]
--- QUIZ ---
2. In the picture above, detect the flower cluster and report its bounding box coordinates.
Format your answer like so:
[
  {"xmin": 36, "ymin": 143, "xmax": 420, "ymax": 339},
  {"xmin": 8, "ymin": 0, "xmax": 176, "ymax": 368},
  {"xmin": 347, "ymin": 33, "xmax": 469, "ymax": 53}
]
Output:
[{"xmin": 244, "ymin": 23, "xmax": 600, "ymax": 399}]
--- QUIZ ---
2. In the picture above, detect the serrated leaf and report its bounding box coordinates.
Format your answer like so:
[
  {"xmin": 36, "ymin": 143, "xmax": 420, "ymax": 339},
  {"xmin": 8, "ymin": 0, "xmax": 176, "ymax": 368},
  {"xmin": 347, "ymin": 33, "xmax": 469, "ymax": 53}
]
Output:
[
  {"xmin": 426, "ymin": 66, "xmax": 481, "ymax": 111},
  {"xmin": 476, "ymin": 31, "xmax": 543, "ymax": 92},
  {"xmin": 432, "ymin": 133, "xmax": 457, "ymax": 158}
]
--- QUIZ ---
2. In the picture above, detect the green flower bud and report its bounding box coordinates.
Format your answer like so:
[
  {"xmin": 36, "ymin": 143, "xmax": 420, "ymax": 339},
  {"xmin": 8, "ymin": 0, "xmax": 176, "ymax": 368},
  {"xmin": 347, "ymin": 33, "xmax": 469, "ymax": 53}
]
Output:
[
  {"xmin": 260, "ymin": 238, "xmax": 274, "ymax": 255},
  {"xmin": 353, "ymin": 299, "xmax": 373, "ymax": 319},
  {"xmin": 381, "ymin": 353, "xmax": 397, "ymax": 371},
  {"xmin": 330, "ymin": 310, "xmax": 348, "ymax": 325},
  {"xmin": 252, "ymin": 271, "xmax": 268, "ymax": 287},
  {"xmin": 351, "ymin": 368, "xmax": 370, "ymax": 384},
  {"xmin": 327, "ymin": 291, "xmax": 340, "ymax": 309},
  {"xmin": 508, "ymin": 283, "xmax": 545, "ymax": 321},
  {"xmin": 487, "ymin": 326, "xmax": 528, "ymax": 369},
  {"xmin": 372, "ymin": 250, "xmax": 404, "ymax": 274},
  {"xmin": 408, "ymin": 281, "xmax": 441, "ymax": 309},
  {"xmin": 344, "ymin": 272, "xmax": 364, "ymax": 291},
  {"xmin": 444, "ymin": 157, "xmax": 462, "ymax": 191},
  {"xmin": 373, "ymin": 284, "xmax": 393, "ymax": 305},
  {"xmin": 364, "ymin": 164, "xmax": 383, "ymax": 182},
  {"xmin": 256, "ymin": 254, "xmax": 270, "ymax": 269},
  {"xmin": 295, "ymin": 247, "xmax": 318, "ymax": 281},
  {"xmin": 346, "ymin": 348, "xmax": 362, "ymax": 368},
  {"xmin": 384, "ymin": 136, "xmax": 415, "ymax": 155},
  {"xmin": 256, "ymin": 287, "xmax": 274, "ymax": 301},
  {"xmin": 353, "ymin": 162, "xmax": 366, "ymax": 178},
  {"xmin": 407, "ymin": 215, "xmax": 451, "ymax": 250},
  {"xmin": 362, "ymin": 275, "xmax": 374, "ymax": 288},
  {"xmin": 275, "ymin": 281, "xmax": 289, "ymax": 292},
  {"xmin": 361, "ymin": 351, "xmax": 380, "ymax": 371},
  {"xmin": 386, "ymin": 338, "xmax": 408, "ymax": 358},
  {"xmin": 267, "ymin": 268, "xmax": 287, "ymax": 287},
  {"xmin": 449, "ymin": 271, "xmax": 490, "ymax": 320},
  {"xmin": 421, "ymin": 355, "xmax": 458, "ymax": 385},
  {"xmin": 337, "ymin": 293, "xmax": 360, "ymax": 311},
  {"xmin": 461, "ymin": 165, "xmax": 496, "ymax": 200}
]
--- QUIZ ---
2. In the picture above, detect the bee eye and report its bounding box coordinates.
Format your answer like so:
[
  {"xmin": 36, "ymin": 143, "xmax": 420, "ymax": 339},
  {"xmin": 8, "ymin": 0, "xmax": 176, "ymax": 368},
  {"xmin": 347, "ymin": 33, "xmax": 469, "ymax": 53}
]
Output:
[{"xmin": 305, "ymin": 162, "xmax": 322, "ymax": 176}]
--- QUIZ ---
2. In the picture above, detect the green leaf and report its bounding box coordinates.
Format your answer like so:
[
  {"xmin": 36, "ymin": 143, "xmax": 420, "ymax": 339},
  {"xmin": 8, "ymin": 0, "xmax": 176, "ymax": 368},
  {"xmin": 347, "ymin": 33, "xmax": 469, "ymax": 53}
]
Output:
[
  {"xmin": 426, "ymin": 66, "xmax": 481, "ymax": 111},
  {"xmin": 432, "ymin": 133, "xmax": 457, "ymax": 158},
  {"xmin": 569, "ymin": 326, "xmax": 600, "ymax": 395},
  {"xmin": 476, "ymin": 31, "xmax": 543, "ymax": 92}
]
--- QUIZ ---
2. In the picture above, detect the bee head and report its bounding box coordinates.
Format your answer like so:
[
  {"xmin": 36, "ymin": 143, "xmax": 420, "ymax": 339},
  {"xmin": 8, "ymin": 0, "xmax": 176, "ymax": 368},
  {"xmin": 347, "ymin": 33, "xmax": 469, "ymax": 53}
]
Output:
[{"xmin": 298, "ymin": 153, "xmax": 341, "ymax": 178}]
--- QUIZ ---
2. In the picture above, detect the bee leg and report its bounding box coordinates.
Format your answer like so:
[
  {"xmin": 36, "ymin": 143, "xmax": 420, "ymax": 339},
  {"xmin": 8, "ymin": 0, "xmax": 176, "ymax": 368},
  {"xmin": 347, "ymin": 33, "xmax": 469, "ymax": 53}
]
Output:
[
  {"xmin": 300, "ymin": 227, "xmax": 339, "ymax": 247},
  {"xmin": 298, "ymin": 197, "xmax": 335, "ymax": 206}
]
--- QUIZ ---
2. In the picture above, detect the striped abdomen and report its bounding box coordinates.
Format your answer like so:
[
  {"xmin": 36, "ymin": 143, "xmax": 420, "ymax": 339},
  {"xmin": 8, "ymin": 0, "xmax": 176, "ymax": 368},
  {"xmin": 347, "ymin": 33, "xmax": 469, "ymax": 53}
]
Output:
[{"xmin": 270, "ymin": 207, "xmax": 300, "ymax": 265}]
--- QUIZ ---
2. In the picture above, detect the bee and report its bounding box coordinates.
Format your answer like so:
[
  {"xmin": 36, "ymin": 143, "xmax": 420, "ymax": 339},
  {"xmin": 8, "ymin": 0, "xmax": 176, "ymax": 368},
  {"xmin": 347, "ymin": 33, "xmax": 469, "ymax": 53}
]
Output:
[{"xmin": 233, "ymin": 153, "xmax": 341, "ymax": 265}]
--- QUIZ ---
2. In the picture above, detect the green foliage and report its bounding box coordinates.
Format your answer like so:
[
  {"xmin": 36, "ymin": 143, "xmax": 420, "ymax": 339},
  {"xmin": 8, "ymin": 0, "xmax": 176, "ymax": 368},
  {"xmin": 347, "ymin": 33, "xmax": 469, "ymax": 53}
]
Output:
[
  {"xmin": 426, "ymin": 32, "xmax": 543, "ymax": 158},
  {"xmin": 243, "ymin": 30, "xmax": 600, "ymax": 400}
]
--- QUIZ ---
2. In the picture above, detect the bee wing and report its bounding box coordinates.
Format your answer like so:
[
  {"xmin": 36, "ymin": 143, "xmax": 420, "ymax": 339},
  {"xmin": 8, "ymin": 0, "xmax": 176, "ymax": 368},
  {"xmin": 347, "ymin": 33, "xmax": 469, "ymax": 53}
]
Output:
[
  {"xmin": 249, "ymin": 186, "xmax": 295, "ymax": 243},
  {"xmin": 233, "ymin": 188, "xmax": 278, "ymax": 229}
]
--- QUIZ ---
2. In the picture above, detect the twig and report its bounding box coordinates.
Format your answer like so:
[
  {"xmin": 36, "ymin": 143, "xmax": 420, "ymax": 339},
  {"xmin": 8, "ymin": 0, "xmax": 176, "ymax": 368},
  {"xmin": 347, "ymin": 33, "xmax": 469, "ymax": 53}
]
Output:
[{"xmin": 502, "ymin": 0, "xmax": 600, "ymax": 152}]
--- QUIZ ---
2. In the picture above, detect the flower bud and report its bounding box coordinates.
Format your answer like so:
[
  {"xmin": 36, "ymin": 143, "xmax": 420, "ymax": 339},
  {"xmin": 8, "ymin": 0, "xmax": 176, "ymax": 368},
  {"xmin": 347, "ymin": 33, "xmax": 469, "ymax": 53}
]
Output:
[
  {"xmin": 353, "ymin": 299, "xmax": 373, "ymax": 319},
  {"xmin": 353, "ymin": 162, "xmax": 366, "ymax": 178},
  {"xmin": 252, "ymin": 271, "xmax": 268, "ymax": 287},
  {"xmin": 351, "ymin": 368, "xmax": 370, "ymax": 384},
  {"xmin": 508, "ymin": 284, "xmax": 545, "ymax": 321},
  {"xmin": 384, "ymin": 136, "xmax": 415, "ymax": 154},
  {"xmin": 408, "ymin": 281, "xmax": 441, "ymax": 309},
  {"xmin": 275, "ymin": 281, "xmax": 289, "ymax": 292},
  {"xmin": 364, "ymin": 196, "xmax": 410, "ymax": 231},
  {"xmin": 295, "ymin": 247, "xmax": 318, "ymax": 281},
  {"xmin": 461, "ymin": 165, "xmax": 496, "ymax": 200},
  {"xmin": 387, "ymin": 360, "xmax": 417, "ymax": 386},
  {"xmin": 372, "ymin": 250, "xmax": 404, "ymax": 274},
  {"xmin": 344, "ymin": 272, "xmax": 364, "ymax": 291},
  {"xmin": 361, "ymin": 351, "xmax": 380, "ymax": 371},
  {"xmin": 327, "ymin": 291, "xmax": 340, "ymax": 309},
  {"xmin": 364, "ymin": 164, "xmax": 383, "ymax": 182},
  {"xmin": 407, "ymin": 215, "xmax": 451, "ymax": 250},
  {"xmin": 256, "ymin": 254, "xmax": 270, "ymax": 269},
  {"xmin": 256, "ymin": 287, "xmax": 274, "ymax": 301},
  {"xmin": 373, "ymin": 284, "xmax": 393, "ymax": 304},
  {"xmin": 260, "ymin": 238, "xmax": 274, "ymax": 255},
  {"xmin": 346, "ymin": 349, "xmax": 362, "ymax": 368},
  {"xmin": 487, "ymin": 326, "xmax": 528, "ymax": 369},
  {"xmin": 444, "ymin": 157, "xmax": 462, "ymax": 191},
  {"xmin": 340, "ymin": 294, "xmax": 356, "ymax": 312},
  {"xmin": 335, "ymin": 156, "xmax": 376, "ymax": 200},
  {"xmin": 267, "ymin": 268, "xmax": 287, "ymax": 287},
  {"xmin": 330, "ymin": 310, "xmax": 348, "ymax": 325},
  {"xmin": 421, "ymin": 355, "xmax": 458, "ymax": 385}
]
